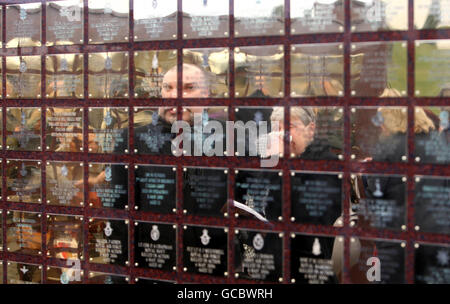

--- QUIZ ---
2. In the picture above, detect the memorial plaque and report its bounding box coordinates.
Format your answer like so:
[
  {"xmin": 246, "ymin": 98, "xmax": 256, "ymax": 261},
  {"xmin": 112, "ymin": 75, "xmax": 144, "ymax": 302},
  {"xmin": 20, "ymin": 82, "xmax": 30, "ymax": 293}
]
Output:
[
  {"xmin": 133, "ymin": 107, "xmax": 176, "ymax": 155},
  {"xmin": 46, "ymin": 266, "xmax": 84, "ymax": 284},
  {"xmin": 0, "ymin": 7, "xmax": 2, "ymax": 47},
  {"xmin": 88, "ymin": 218, "xmax": 129, "ymax": 266},
  {"xmin": 88, "ymin": 51, "xmax": 129, "ymax": 98},
  {"xmin": 45, "ymin": 54, "xmax": 84, "ymax": 98},
  {"xmin": 88, "ymin": 0, "xmax": 129, "ymax": 44},
  {"xmin": 6, "ymin": 210, "xmax": 42, "ymax": 255},
  {"xmin": 351, "ymin": 41, "xmax": 407, "ymax": 97},
  {"xmin": 46, "ymin": 0, "xmax": 84, "ymax": 46},
  {"xmin": 5, "ymin": 3, "xmax": 42, "ymax": 48},
  {"xmin": 6, "ymin": 56, "xmax": 42, "ymax": 99},
  {"xmin": 234, "ymin": 169, "xmax": 282, "ymax": 221},
  {"xmin": 414, "ymin": 176, "xmax": 450, "ymax": 234},
  {"xmin": 415, "ymin": 40, "xmax": 450, "ymax": 97},
  {"xmin": 6, "ymin": 159, "xmax": 42, "ymax": 204},
  {"xmin": 235, "ymin": 46, "xmax": 284, "ymax": 98},
  {"xmin": 135, "ymin": 222, "xmax": 176, "ymax": 271},
  {"xmin": 351, "ymin": 0, "xmax": 408, "ymax": 32},
  {"xmin": 290, "ymin": 107, "xmax": 344, "ymax": 160},
  {"xmin": 234, "ymin": 0, "xmax": 284, "ymax": 37},
  {"xmin": 134, "ymin": 0, "xmax": 177, "ymax": 41},
  {"xmin": 234, "ymin": 107, "xmax": 284, "ymax": 158},
  {"xmin": 46, "ymin": 107, "xmax": 83, "ymax": 152},
  {"xmin": 46, "ymin": 214, "xmax": 84, "ymax": 259},
  {"xmin": 415, "ymin": 243, "xmax": 450, "ymax": 284},
  {"xmin": 0, "ymin": 111, "xmax": 2, "ymax": 147},
  {"xmin": 182, "ymin": 0, "xmax": 229, "ymax": 39},
  {"xmin": 0, "ymin": 210, "xmax": 3, "ymax": 251},
  {"xmin": 291, "ymin": 0, "xmax": 344, "ymax": 34},
  {"xmin": 415, "ymin": 0, "xmax": 450, "ymax": 29},
  {"xmin": 135, "ymin": 165, "xmax": 176, "ymax": 213},
  {"xmin": 183, "ymin": 48, "xmax": 229, "ymax": 98},
  {"xmin": 291, "ymin": 43, "xmax": 344, "ymax": 97},
  {"xmin": 88, "ymin": 272, "xmax": 129, "ymax": 284},
  {"xmin": 291, "ymin": 172, "xmax": 342, "ymax": 226},
  {"xmin": 291, "ymin": 234, "xmax": 342, "ymax": 284},
  {"xmin": 234, "ymin": 229, "xmax": 283, "ymax": 282},
  {"xmin": 46, "ymin": 161, "xmax": 84, "ymax": 207},
  {"xmin": 134, "ymin": 50, "xmax": 177, "ymax": 98},
  {"xmin": 7, "ymin": 262, "xmax": 42, "ymax": 284},
  {"xmin": 354, "ymin": 174, "xmax": 406, "ymax": 231},
  {"xmin": 6, "ymin": 107, "xmax": 42, "ymax": 151},
  {"xmin": 135, "ymin": 277, "xmax": 175, "ymax": 284},
  {"xmin": 88, "ymin": 107, "xmax": 129, "ymax": 154},
  {"xmin": 88, "ymin": 163, "xmax": 128, "ymax": 210},
  {"xmin": 183, "ymin": 225, "xmax": 227, "ymax": 276},
  {"xmin": 414, "ymin": 107, "xmax": 450, "ymax": 164},
  {"xmin": 349, "ymin": 238, "xmax": 405, "ymax": 283},
  {"xmin": 183, "ymin": 167, "xmax": 228, "ymax": 217},
  {"xmin": 351, "ymin": 107, "xmax": 408, "ymax": 162}
]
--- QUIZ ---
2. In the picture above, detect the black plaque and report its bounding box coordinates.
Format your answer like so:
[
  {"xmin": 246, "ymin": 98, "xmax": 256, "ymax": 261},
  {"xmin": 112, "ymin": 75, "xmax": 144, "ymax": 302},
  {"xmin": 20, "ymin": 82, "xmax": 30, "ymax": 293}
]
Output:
[
  {"xmin": 46, "ymin": 266, "xmax": 84, "ymax": 284},
  {"xmin": 88, "ymin": 272, "xmax": 129, "ymax": 284},
  {"xmin": 234, "ymin": 229, "xmax": 283, "ymax": 282},
  {"xmin": 7, "ymin": 262, "xmax": 42, "ymax": 284},
  {"xmin": 291, "ymin": 234, "xmax": 342, "ymax": 284},
  {"xmin": 183, "ymin": 225, "xmax": 228, "ymax": 276},
  {"xmin": 88, "ymin": 218, "xmax": 129, "ymax": 266},
  {"xmin": 355, "ymin": 174, "xmax": 406, "ymax": 231},
  {"xmin": 349, "ymin": 238, "xmax": 405, "ymax": 284},
  {"xmin": 46, "ymin": 214, "xmax": 84, "ymax": 260},
  {"xmin": 88, "ymin": 163, "xmax": 128, "ymax": 209},
  {"xmin": 183, "ymin": 167, "xmax": 228, "ymax": 217},
  {"xmin": 6, "ymin": 210, "xmax": 42, "ymax": 256},
  {"xmin": 291, "ymin": 172, "xmax": 342, "ymax": 226},
  {"xmin": 135, "ymin": 222, "xmax": 176, "ymax": 271},
  {"xmin": 415, "ymin": 243, "xmax": 450, "ymax": 284},
  {"xmin": 414, "ymin": 176, "xmax": 450, "ymax": 234},
  {"xmin": 135, "ymin": 165, "xmax": 176, "ymax": 213},
  {"xmin": 234, "ymin": 169, "xmax": 282, "ymax": 221},
  {"xmin": 135, "ymin": 277, "xmax": 175, "ymax": 284}
]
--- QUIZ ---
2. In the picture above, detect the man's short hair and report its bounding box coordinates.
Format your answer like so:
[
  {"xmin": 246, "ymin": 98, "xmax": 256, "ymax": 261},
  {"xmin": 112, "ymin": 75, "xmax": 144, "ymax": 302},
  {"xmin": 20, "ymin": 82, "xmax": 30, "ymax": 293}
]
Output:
[{"xmin": 165, "ymin": 63, "xmax": 211, "ymax": 94}]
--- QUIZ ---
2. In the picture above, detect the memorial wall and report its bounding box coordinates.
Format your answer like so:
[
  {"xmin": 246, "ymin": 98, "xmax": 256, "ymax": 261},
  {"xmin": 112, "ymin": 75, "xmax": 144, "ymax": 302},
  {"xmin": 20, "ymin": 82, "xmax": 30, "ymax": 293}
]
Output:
[{"xmin": 0, "ymin": 0, "xmax": 448, "ymax": 284}]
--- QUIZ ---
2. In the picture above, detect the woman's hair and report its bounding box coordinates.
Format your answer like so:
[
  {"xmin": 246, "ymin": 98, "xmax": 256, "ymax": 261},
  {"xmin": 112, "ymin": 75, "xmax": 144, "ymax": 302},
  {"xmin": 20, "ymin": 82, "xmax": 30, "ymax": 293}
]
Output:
[
  {"xmin": 271, "ymin": 106, "xmax": 316, "ymax": 126},
  {"xmin": 378, "ymin": 107, "xmax": 435, "ymax": 134}
]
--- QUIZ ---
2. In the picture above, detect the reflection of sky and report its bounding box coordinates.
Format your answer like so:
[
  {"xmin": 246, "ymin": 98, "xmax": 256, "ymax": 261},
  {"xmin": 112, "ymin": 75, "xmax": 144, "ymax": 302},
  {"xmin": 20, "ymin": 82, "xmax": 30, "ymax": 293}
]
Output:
[
  {"xmin": 183, "ymin": 0, "xmax": 229, "ymax": 16},
  {"xmin": 48, "ymin": 0, "xmax": 82, "ymax": 8},
  {"xmin": 13, "ymin": 3, "xmax": 42, "ymax": 9},
  {"xmin": 234, "ymin": 0, "xmax": 284, "ymax": 18},
  {"xmin": 134, "ymin": 0, "xmax": 177, "ymax": 19},
  {"xmin": 291, "ymin": 0, "xmax": 337, "ymax": 18},
  {"xmin": 88, "ymin": 0, "xmax": 129, "ymax": 14}
]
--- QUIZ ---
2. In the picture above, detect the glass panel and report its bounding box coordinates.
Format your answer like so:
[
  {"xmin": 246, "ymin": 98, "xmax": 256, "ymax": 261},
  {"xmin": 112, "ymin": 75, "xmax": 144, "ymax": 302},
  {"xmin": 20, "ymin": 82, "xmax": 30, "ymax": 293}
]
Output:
[
  {"xmin": 88, "ymin": 272, "xmax": 129, "ymax": 284},
  {"xmin": 291, "ymin": 0, "xmax": 344, "ymax": 34},
  {"xmin": 5, "ymin": 3, "xmax": 42, "ymax": 48},
  {"xmin": 6, "ymin": 107, "xmax": 42, "ymax": 151},
  {"xmin": 46, "ymin": 0, "xmax": 84, "ymax": 46},
  {"xmin": 234, "ymin": 0, "xmax": 284, "ymax": 37},
  {"xmin": 182, "ymin": 0, "xmax": 229, "ymax": 39},
  {"xmin": 133, "ymin": 0, "xmax": 177, "ymax": 41},
  {"xmin": 5, "ymin": 56, "xmax": 42, "ymax": 99},
  {"xmin": 45, "ymin": 53, "xmax": 84, "ymax": 98},
  {"xmin": 46, "ymin": 107, "xmax": 83, "ymax": 152},
  {"xmin": 46, "ymin": 266, "xmax": 84, "ymax": 284},
  {"xmin": 415, "ymin": 243, "xmax": 450, "ymax": 284},
  {"xmin": 414, "ymin": 0, "xmax": 450, "ymax": 30},
  {"xmin": 6, "ymin": 210, "xmax": 42, "ymax": 255},
  {"xmin": 46, "ymin": 214, "xmax": 84, "ymax": 259},
  {"xmin": 350, "ymin": 0, "xmax": 408, "ymax": 32},
  {"xmin": 6, "ymin": 159, "xmax": 42, "ymax": 204},
  {"xmin": 7, "ymin": 262, "xmax": 42, "ymax": 284},
  {"xmin": 46, "ymin": 161, "xmax": 84, "ymax": 207},
  {"xmin": 88, "ymin": 0, "xmax": 129, "ymax": 44}
]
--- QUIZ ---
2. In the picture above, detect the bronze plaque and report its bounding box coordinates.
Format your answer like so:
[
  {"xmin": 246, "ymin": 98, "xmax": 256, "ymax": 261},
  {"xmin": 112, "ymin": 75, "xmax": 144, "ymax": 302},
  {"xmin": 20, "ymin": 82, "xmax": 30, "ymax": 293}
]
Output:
[
  {"xmin": 46, "ymin": 266, "xmax": 84, "ymax": 284},
  {"xmin": 6, "ymin": 107, "xmax": 42, "ymax": 151},
  {"xmin": 6, "ymin": 159, "xmax": 42, "ymax": 203},
  {"xmin": 351, "ymin": 107, "xmax": 408, "ymax": 162},
  {"xmin": 46, "ymin": 107, "xmax": 84, "ymax": 152},
  {"xmin": 45, "ymin": 53, "xmax": 84, "ymax": 98},
  {"xmin": 182, "ymin": 0, "xmax": 229, "ymax": 39},
  {"xmin": 291, "ymin": 43, "xmax": 344, "ymax": 97},
  {"xmin": 134, "ymin": 0, "xmax": 177, "ymax": 41},
  {"xmin": 415, "ymin": 40, "xmax": 450, "ymax": 97},
  {"xmin": 5, "ymin": 3, "xmax": 42, "ymax": 48},
  {"xmin": 88, "ymin": 107, "xmax": 129, "ymax": 153},
  {"xmin": 46, "ymin": 0, "xmax": 84, "ymax": 46},
  {"xmin": 183, "ymin": 48, "xmax": 229, "ymax": 98},
  {"xmin": 6, "ymin": 210, "xmax": 42, "ymax": 255},
  {"xmin": 351, "ymin": 41, "xmax": 407, "ymax": 97},
  {"xmin": 7, "ymin": 262, "xmax": 42, "ymax": 284},
  {"xmin": 6, "ymin": 55, "xmax": 42, "ymax": 99},
  {"xmin": 46, "ymin": 161, "xmax": 84, "ymax": 207},
  {"xmin": 46, "ymin": 214, "xmax": 84, "ymax": 260},
  {"xmin": 134, "ymin": 50, "xmax": 177, "ymax": 98},
  {"xmin": 234, "ymin": 0, "xmax": 285, "ymax": 37},
  {"xmin": 88, "ymin": 272, "xmax": 129, "ymax": 284},
  {"xmin": 235, "ymin": 45, "xmax": 284, "ymax": 98},
  {"xmin": 351, "ymin": 0, "xmax": 408, "ymax": 32},
  {"xmin": 415, "ymin": 0, "xmax": 450, "ymax": 29},
  {"xmin": 88, "ymin": 0, "xmax": 129, "ymax": 44},
  {"xmin": 291, "ymin": 0, "xmax": 344, "ymax": 34},
  {"xmin": 88, "ymin": 51, "xmax": 129, "ymax": 98},
  {"xmin": 88, "ymin": 163, "xmax": 129, "ymax": 209}
]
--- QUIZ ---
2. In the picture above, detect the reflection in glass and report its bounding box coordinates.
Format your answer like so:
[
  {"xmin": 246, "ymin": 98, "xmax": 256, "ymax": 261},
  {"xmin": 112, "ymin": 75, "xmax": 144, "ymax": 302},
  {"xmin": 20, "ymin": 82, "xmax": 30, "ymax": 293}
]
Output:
[
  {"xmin": 46, "ymin": 214, "xmax": 84, "ymax": 259},
  {"xmin": 45, "ymin": 54, "xmax": 84, "ymax": 98},
  {"xmin": 235, "ymin": 46, "xmax": 284, "ymax": 98},
  {"xmin": 7, "ymin": 262, "xmax": 42, "ymax": 284},
  {"xmin": 6, "ymin": 56, "xmax": 42, "ymax": 99},
  {"xmin": 291, "ymin": 0, "xmax": 344, "ymax": 34},
  {"xmin": 46, "ymin": 161, "xmax": 84, "ymax": 206},
  {"xmin": 46, "ymin": 266, "xmax": 84, "ymax": 284},
  {"xmin": 182, "ymin": 0, "xmax": 229, "ymax": 39},
  {"xmin": 415, "ymin": 243, "xmax": 450, "ymax": 284},
  {"xmin": 414, "ymin": 0, "xmax": 450, "ymax": 30},
  {"xmin": 6, "ymin": 210, "xmax": 42, "ymax": 255},
  {"xmin": 88, "ymin": 163, "xmax": 128, "ymax": 209},
  {"xmin": 351, "ymin": 0, "xmax": 408, "ymax": 32},
  {"xmin": 6, "ymin": 107, "xmax": 41, "ymax": 151},
  {"xmin": 46, "ymin": 107, "xmax": 83, "ymax": 152},
  {"xmin": 88, "ymin": 0, "xmax": 129, "ymax": 44},
  {"xmin": 6, "ymin": 159, "xmax": 42, "ymax": 203},
  {"xmin": 234, "ymin": 0, "xmax": 284, "ymax": 37},
  {"xmin": 88, "ymin": 272, "xmax": 129, "ymax": 284},
  {"xmin": 5, "ymin": 3, "xmax": 42, "ymax": 48},
  {"xmin": 46, "ymin": 0, "xmax": 84, "ymax": 46},
  {"xmin": 134, "ymin": 0, "xmax": 177, "ymax": 41}
]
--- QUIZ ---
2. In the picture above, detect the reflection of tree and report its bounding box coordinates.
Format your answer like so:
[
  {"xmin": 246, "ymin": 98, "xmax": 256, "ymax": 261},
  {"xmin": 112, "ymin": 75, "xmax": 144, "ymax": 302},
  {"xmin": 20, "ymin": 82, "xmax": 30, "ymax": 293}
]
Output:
[{"xmin": 423, "ymin": 0, "xmax": 441, "ymax": 29}]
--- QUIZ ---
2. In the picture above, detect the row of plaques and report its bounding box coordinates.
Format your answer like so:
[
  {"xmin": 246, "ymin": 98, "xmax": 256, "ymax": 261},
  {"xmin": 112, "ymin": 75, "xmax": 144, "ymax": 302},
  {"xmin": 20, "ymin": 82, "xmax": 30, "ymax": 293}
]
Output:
[
  {"xmin": 2, "ymin": 0, "xmax": 450, "ymax": 48},
  {"xmin": 1, "ymin": 106, "xmax": 448, "ymax": 165},
  {"xmin": 0, "ymin": 167, "xmax": 448, "ymax": 234},
  {"xmin": 0, "ymin": 40, "xmax": 449, "ymax": 98},
  {"xmin": 0, "ymin": 219, "xmax": 448, "ymax": 284}
]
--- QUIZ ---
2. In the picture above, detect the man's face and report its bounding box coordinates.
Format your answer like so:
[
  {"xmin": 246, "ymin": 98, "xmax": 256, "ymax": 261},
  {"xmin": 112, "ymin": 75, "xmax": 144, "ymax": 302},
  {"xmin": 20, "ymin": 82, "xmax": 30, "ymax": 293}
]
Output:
[
  {"xmin": 161, "ymin": 66, "xmax": 209, "ymax": 99},
  {"xmin": 290, "ymin": 117, "xmax": 315, "ymax": 156}
]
